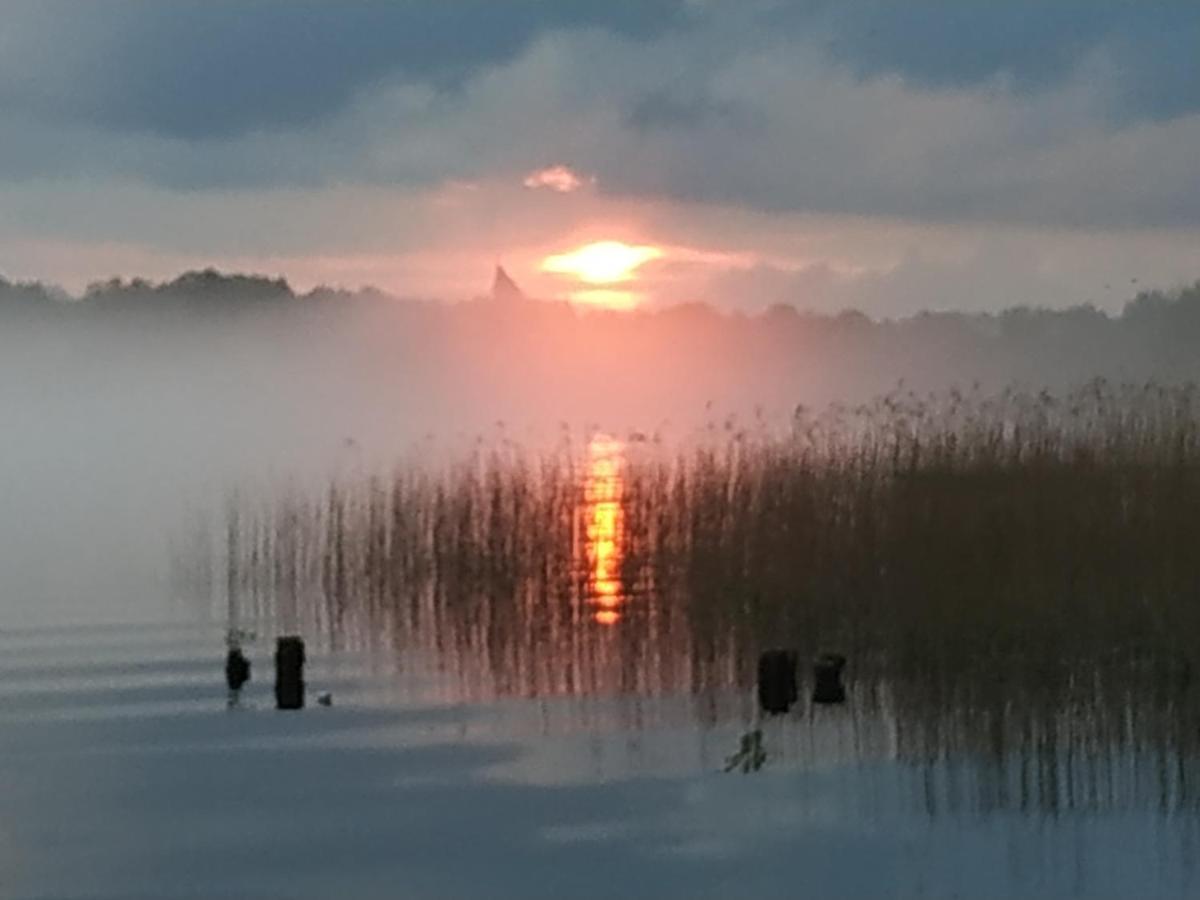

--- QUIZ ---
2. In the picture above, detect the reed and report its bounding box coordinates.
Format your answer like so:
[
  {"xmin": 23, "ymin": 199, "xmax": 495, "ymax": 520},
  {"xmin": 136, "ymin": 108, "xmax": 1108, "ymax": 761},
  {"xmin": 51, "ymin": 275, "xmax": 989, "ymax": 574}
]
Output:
[
  {"xmin": 191, "ymin": 385, "xmax": 1200, "ymax": 810},
  {"xmin": 212, "ymin": 379, "xmax": 1200, "ymax": 695}
]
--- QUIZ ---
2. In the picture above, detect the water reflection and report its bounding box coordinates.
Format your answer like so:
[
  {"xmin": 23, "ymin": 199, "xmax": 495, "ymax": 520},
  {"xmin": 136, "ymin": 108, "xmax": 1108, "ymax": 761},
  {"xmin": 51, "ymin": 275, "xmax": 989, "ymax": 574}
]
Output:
[
  {"xmin": 7, "ymin": 623, "xmax": 1198, "ymax": 898},
  {"xmin": 583, "ymin": 434, "xmax": 625, "ymax": 624},
  {"xmin": 205, "ymin": 441, "xmax": 1200, "ymax": 821}
]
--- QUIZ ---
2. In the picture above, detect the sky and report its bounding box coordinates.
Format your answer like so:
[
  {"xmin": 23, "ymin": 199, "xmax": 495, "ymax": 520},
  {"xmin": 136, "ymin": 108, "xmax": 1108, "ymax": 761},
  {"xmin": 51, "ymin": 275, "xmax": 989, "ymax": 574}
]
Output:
[{"xmin": 1, "ymin": 0, "xmax": 1199, "ymax": 316}]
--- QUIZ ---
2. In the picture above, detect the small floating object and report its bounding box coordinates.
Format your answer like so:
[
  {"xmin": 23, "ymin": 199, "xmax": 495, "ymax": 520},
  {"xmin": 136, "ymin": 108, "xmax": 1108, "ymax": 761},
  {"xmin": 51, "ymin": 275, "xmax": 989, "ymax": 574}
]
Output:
[
  {"xmin": 274, "ymin": 636, "xmax": 306, "ymax": 710},
  {"xmin": 757, "ymin": 649, "xmax": 798, "ymax": 715},
  {"xmin": 812, "ymin": 653, "xmax": 847, "ymax": 705},
  {"xmin": 317, "ymin": 692, "xmax": 333, "ymax": 707}
]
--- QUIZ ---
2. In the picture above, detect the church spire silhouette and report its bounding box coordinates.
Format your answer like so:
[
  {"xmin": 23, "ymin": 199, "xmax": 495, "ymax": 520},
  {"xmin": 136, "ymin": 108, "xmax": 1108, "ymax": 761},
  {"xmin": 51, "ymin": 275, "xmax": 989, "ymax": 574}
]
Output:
[{"xmin": 491, "ymin": 265, "xmax": 525, "ymax": 302}]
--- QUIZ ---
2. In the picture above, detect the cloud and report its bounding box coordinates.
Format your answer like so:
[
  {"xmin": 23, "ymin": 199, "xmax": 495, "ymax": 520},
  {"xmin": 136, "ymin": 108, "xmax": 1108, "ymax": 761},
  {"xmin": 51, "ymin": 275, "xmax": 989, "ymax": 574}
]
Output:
[
  {"xmin": 5, "ymin": 176, "xmax": 1200, "ymax": 317},
  {"xmin": 3, "ymin": 6, "xmax": 1198, "ymax": 230},
  {"xmin": 765, "ymin": 1, "xmax": 1200, "ymax": 122},
  {"xmin": 9, "ymin": 1, "xmax": 1194, "ymax": 144},
  {"xmin": 523, "ymin": 165, "xmax": 591, "ymax": 194},
  {"xmin": 1, "ymin": 2, "xmax": 1199, "ymax": 309},
  {"xmin": 657, "ymin": 219, "xmax": 1200, "ymax": 318},
  {"xmin": 0, "ymin": 0, "xmax": 689, "ymax": 140},
  {"xmin": 624, "ymin": 90, "xmax": 765, "ymax": 134}
]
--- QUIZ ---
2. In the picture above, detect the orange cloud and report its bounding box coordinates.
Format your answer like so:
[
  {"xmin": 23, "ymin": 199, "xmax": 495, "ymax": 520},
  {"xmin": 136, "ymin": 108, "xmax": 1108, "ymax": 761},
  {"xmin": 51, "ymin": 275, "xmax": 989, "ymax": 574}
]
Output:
[{"xmin": 523, "ymin": 164, "xmax": 591, "ymax": 194}]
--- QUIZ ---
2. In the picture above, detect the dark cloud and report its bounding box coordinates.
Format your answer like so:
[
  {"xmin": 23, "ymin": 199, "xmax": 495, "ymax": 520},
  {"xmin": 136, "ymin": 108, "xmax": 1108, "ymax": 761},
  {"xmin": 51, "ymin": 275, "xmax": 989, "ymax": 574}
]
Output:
[
  {"xmin": 14, "ymin": 1, "xmax": 1199, "ymax": 145},
  {"xmin": 0, "ymin": 0, "xmax": 688, "ymax": 140},
  {"xmin": 1, "ymin": 1, "xmax": 1198, "ymax": 232},
  {"xmin": 774, "ymin": 1, "xmax": 1200, "ymax": 122},
  {"xmin": 625, "ymin": 90, "xmax": 766, "ymax": 134}
]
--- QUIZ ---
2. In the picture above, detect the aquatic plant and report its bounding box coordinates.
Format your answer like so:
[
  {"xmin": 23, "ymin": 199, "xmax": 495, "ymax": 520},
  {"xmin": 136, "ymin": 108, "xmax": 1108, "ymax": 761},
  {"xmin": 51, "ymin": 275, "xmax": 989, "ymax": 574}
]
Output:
[{"xmin": 206, "ymin": 379, "xmax": 1200, "ymax": 699}]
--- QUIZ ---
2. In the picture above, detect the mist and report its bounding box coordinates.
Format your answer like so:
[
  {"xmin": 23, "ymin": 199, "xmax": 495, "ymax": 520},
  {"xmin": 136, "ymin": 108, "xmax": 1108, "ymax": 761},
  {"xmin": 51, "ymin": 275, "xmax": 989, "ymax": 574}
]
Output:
[{"xmin": 4, "ymin": 268, "xmax": 1200, "ymax": 626}]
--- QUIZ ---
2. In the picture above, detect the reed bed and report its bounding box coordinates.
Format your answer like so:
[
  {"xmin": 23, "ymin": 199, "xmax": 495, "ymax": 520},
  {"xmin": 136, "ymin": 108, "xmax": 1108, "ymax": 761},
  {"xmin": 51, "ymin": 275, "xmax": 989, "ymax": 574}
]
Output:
[
  {"xmin": 190, "ymin": 384, "xmax": 1200, "ymax": 811},
  {"xmin": 632, "ymin": 379, "xmax": 1200, "ymax": 680},
  {"xmin": 210, "ymin": 379, "xmax": 1200, "ymax": 700}
]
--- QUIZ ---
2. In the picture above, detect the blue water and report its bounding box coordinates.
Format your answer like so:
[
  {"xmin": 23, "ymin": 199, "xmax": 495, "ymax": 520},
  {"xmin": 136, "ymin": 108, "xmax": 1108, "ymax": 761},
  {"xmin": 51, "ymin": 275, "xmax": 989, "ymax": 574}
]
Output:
[{"xmin": 0, "ymin": 621, "xmax": 1196, "ymax": 899}]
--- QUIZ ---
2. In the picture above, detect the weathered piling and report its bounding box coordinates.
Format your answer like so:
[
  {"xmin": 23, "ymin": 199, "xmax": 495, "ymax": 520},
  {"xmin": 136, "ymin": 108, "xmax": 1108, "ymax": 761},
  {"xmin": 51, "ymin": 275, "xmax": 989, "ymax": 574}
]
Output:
[
  {"xmin": 225, "ymin": 647, "xmax": 251, "ymax": 693},
  {"xmin": 757, "ymin": 649, "xmax": 798, "ymax": 714},
  {"xmin": 812, "ymin": 653, "xmax": 846, "ymax": 704},
  {"xmin": 275, "ymin": 636, "xmax": 306, "ymax": 710}
]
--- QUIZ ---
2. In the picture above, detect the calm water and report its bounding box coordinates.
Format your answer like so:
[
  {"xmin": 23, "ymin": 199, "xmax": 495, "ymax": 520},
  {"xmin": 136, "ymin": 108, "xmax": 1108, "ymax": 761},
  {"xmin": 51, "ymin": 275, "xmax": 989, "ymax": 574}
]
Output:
[
  {"xmin": 2, "ymin": 619, "xmax": 1197, "ymax": 899},
  {"xmin": 3, "ymin": 440, "xmax": 1199, "ymax": 898}
]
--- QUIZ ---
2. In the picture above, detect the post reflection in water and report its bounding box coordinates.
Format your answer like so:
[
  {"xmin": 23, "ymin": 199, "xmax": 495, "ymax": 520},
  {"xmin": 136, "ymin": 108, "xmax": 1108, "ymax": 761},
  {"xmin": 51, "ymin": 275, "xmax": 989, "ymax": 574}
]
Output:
[{"xmin": 583, "ymin": 434, "xmax": 626, "ymax": 625}]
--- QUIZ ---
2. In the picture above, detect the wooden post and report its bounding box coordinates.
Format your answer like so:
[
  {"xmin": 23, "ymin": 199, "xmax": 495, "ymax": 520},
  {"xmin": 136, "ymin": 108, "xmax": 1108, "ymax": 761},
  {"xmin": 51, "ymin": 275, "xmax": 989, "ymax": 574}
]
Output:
[
  {"xmin": 225, "ymin": 647, "xmax": 251, "ymax": 693},
  {"xmin": 757, "ymin": 649, "xmax": 798, "ymax": 715},
  {"xmin": 812, "ymin": 653, "xmax": 846, "ymax": 704},
  {"xmin": 275, "ymin": 636, "xmax": 306, "ymax": 710}
]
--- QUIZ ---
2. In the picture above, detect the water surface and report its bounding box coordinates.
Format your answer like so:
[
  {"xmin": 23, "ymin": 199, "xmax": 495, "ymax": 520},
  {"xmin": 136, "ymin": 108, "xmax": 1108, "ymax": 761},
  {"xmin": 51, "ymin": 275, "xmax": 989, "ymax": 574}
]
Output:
[
  {"xmin": 6, "ymin": 430, "xmax": 1200, "ymax": 898},
  {"xmin": 2, "ymin": 609, "xmax": 1197, "ymax": 899}
]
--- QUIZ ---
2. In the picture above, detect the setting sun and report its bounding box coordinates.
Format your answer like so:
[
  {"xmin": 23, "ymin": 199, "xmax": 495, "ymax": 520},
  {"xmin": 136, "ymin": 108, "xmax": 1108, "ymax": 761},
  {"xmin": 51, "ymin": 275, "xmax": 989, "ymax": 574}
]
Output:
[{"xmin": 541, "ymin": 240, "xmax": 663, "ymax": 285}]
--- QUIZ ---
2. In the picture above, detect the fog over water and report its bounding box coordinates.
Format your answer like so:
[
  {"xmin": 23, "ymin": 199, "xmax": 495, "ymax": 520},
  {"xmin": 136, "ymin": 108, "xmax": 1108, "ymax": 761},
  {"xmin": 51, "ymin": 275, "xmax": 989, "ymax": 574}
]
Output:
[
  {"xmin": 6, "ymin": 4, "xmax": 1200, "ymax": 894},
  {"xmin": 4, "ymin": 270, "xmax": 1200, "ymax": 626},
  {"xmin": 7, "ymin": 271, "xmax": 1200, "ymax": 898}
]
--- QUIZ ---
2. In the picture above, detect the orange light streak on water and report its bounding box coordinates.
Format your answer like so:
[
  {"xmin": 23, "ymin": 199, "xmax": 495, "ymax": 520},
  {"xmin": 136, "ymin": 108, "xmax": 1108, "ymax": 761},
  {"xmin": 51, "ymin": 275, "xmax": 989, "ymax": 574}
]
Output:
[{"xmin": 584, "ymin": 435, "xmax": 626, "ymax": 625}]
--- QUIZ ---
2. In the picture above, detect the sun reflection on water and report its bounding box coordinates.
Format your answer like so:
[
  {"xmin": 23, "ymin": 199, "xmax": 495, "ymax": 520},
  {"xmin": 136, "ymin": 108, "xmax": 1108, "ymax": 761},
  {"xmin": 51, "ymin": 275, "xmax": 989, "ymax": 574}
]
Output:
[{"xmin": 584, "ymin": 434, "xmax": 626, "ymax": 625}]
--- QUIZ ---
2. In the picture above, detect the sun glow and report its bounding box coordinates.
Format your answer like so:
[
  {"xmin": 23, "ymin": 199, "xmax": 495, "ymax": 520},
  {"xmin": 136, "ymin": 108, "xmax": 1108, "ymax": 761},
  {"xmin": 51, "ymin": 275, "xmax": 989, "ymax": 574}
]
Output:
[
  {"xmin": 569, "ymin": 288, "xmax": 639, "ymax": 311},
  {"xmin": 541, "ymin": 240, "xmax": 663, "ymax": 285}
]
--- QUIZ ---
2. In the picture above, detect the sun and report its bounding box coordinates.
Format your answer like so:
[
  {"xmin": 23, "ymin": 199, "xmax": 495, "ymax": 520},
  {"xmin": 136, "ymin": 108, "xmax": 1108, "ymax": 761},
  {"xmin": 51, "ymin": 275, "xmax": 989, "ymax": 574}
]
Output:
[{"xmin": 540, "ymin": 240, "xmax": 663, "ymax": 285}]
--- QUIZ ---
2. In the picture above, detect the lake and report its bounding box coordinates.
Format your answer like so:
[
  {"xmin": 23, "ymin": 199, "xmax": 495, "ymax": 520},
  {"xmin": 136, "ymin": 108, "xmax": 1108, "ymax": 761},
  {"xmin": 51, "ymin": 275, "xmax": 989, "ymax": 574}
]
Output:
[
  {"xmin": 5, "ymin": 415, "xmax": 1200, "ymax": 898},
  {"xmin": 2, "ymin": 616, "xmax": 1196, "ymax": 898}
]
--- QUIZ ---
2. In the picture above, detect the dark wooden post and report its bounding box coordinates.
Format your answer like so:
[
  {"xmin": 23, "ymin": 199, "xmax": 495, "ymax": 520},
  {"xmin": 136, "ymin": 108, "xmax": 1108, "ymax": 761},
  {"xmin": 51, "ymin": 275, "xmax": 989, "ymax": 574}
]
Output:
[
  {"xmin": 812, "ymin": 653, "xmax": 846, "ymax": 704},
  {"xmin": 757, "ymin": 649, "xmax": 798, "ymax": 714},
  {"xmin": 225, "ymin": 647, "xmax": 251, "ymax": 693},
  {"xmin": 275, "ymin": 636, "xmax": 306, "ymax": 710}
]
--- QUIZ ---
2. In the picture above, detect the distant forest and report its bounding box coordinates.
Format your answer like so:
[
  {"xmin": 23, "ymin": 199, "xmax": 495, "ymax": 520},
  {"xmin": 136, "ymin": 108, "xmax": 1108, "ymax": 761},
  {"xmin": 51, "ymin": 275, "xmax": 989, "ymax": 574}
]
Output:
[{"xmin": 5, "ymin": 268, "xmax": 1200, "ymax": 419}]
